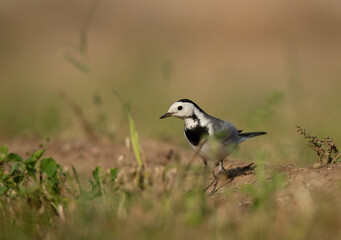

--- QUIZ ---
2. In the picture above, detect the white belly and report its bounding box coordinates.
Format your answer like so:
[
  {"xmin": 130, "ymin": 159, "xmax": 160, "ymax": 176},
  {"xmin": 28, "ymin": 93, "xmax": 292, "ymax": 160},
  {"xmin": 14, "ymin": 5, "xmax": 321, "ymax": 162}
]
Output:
[{"xmin": 188, "ymin": 137, "xmax": 238, "ymax": 164}]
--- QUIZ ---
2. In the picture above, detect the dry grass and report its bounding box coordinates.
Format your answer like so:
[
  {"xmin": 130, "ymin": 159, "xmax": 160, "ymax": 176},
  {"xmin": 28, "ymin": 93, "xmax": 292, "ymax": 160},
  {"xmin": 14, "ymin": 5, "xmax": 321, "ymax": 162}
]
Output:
[{"xmin": 297, "ymin": 125, "xmax": 340, "ymax": 164}]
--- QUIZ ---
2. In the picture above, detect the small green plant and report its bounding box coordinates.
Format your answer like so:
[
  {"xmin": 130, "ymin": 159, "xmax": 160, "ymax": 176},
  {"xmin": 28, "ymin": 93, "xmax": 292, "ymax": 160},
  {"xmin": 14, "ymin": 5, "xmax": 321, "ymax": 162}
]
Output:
[
  {"xmin": 0, "ymin": 144, "xmax": 66, "ymax": 216},
  {"xmin": 0, "ymin": 144, "xmax": 120, "ymax": 219},
  {"xmin": 297, "ymin": 125, "xmax": 340, "ymax": 164}
]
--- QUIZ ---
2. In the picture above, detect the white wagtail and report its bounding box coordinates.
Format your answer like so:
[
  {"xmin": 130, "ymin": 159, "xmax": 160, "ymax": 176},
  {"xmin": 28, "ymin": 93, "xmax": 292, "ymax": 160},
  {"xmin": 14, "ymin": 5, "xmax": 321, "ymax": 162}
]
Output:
[{"xmin": 160, "ymin": 99, "xmax": 266, "ymax": 191}]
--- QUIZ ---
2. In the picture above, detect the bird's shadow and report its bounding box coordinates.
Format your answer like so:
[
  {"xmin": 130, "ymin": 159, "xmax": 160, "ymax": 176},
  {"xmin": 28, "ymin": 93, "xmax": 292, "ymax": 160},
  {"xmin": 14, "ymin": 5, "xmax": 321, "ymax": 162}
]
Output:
[{"xmin": 224, "ymin": 162, "xmax": 255, "ymax": 182}]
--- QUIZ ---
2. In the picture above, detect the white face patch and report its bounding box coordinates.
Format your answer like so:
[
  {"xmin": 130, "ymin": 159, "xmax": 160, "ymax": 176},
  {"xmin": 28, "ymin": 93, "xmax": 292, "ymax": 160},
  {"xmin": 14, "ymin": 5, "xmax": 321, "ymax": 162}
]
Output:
[{"xmin": 167, "ymin": 102, "xmax": 195, "ymax": 119}]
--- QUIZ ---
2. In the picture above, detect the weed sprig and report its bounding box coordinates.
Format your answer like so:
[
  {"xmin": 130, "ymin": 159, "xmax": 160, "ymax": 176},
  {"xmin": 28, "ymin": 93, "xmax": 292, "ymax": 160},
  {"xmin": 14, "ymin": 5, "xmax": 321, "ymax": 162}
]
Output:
[{"xmin": 297, "ymin": 125, "xmax": 340, "ymax": 164}]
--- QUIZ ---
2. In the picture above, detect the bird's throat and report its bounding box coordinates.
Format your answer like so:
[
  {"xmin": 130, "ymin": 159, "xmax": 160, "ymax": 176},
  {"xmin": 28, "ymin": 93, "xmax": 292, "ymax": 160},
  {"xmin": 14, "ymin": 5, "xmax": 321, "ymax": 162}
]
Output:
[
  {"xmin": 184, "ymin": 113, "xmax": 209, "ymax": 146},
  {"xmin": 184, "ymin": 113, "xmax": 200, "ymax": 130}
]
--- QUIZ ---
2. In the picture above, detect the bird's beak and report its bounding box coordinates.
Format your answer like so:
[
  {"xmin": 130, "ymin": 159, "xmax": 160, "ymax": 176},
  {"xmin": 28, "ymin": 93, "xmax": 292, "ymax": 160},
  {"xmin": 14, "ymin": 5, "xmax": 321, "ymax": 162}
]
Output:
[{"xmin": 160, "ymin": 112, "xmax": 172, "ymax": 119}]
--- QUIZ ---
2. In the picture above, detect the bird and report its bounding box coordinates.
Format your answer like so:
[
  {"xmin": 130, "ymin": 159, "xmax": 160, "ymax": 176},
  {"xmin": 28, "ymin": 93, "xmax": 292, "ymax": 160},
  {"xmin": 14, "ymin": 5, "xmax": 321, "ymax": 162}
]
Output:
[{"xmin": 160, "ymin": 99, "xmax": 266, "ymax": 192}]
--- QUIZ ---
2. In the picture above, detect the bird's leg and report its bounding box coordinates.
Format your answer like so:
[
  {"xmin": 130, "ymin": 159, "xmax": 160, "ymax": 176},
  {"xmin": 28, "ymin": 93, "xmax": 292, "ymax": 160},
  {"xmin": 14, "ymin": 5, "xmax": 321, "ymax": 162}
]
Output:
[
  {"xmin": 205, "ymin": 160, "xmax": 229, "ymax": 194},
  {"xmin": 210, "ymin": 160, "xmax": 227, "ymax": 194},
  {"xmin": 218, "ymin": 159, "xmax": 228, "ymax": 174},
  {"xmin": 210, "ymin": 173, "xmax": 219, "ymax": 194}
]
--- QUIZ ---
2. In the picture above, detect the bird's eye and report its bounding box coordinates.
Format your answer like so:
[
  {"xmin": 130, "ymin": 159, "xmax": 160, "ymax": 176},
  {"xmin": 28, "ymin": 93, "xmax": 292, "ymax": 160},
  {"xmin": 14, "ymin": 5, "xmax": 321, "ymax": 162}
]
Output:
[{"xmin": 177, "ymin": 106, "xmax": 183, "ymax": 111}]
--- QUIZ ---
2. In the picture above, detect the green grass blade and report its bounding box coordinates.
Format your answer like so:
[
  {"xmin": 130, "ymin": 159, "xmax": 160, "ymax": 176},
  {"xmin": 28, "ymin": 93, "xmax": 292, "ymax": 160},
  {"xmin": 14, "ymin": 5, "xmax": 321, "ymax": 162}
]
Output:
[
  {"xmin": 72, "ymin": 165, "xmax": 82, "ymax": 193},
  {"xmin": 0, "ymin": 145, "xmax": 8, "ymax": 155},
  {"xmin": 64, "ymin": 53, "xmax": 89, "ymax": 74},
  {"xmin": 113, "ymin": 90, "xmax": 143, "ymax": 168},
  {"xmin": 110, "ymin": 168, "xmax": 119, "ymax": 182},
  {"xmin": 127, "ymin": 110, "xmax": 142, "ymax": 168},
  {"xmin": 65, "ymin": 170, "xmax": 76, "ymax": 196}
]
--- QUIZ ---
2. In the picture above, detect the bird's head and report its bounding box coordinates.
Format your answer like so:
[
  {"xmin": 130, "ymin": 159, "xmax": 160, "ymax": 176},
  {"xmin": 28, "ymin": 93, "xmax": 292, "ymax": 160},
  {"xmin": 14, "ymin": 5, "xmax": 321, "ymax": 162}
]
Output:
[{"xmin": 160, "ymin": 99, "xmax": 203, "ymax": 120}]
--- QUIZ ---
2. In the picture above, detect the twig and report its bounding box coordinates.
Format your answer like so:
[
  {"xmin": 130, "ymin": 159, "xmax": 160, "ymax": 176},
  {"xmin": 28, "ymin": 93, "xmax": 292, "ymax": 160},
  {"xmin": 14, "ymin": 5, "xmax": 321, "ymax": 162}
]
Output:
[{"xmin": 59, "ymin": 91, "xmax": 96, "ymax": 141}]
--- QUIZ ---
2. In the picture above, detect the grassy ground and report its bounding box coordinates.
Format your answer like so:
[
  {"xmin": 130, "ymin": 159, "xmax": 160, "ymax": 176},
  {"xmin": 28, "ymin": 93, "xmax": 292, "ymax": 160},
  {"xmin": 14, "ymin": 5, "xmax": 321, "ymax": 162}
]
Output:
[
  {"xmin": 1, "ymin": 1, "xmax": 341, "ymax": 239},
  {"xmin": 1, "ymin": 137, "xmax": 341, "ymax": 240}
]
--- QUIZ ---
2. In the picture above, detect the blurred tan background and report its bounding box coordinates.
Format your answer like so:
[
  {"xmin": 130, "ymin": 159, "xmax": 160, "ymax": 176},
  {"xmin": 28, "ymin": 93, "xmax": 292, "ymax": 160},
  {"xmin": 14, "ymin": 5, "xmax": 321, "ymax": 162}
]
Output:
[{"xmin": 1, "ymin": 0, "xmax": 341, "ymax": 164}]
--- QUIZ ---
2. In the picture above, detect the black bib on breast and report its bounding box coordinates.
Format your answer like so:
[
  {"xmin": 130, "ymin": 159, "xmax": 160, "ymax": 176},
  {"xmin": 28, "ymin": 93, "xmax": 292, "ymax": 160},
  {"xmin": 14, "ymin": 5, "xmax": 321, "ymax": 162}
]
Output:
[{"xmin": 185, "ymin": 125, "xmax": 209, "ymax": 146}]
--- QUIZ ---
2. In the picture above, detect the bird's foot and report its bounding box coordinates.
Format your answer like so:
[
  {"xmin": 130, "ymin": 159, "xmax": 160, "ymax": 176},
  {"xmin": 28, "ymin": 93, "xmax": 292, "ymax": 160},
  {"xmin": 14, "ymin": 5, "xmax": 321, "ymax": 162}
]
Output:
[
  {"xmin": 205, "ymin": 177, "xmax": 219, "ymax": 195},
  {"xmin": 205, "ymin": 167, "xmax": 226, "ymax": 195}
]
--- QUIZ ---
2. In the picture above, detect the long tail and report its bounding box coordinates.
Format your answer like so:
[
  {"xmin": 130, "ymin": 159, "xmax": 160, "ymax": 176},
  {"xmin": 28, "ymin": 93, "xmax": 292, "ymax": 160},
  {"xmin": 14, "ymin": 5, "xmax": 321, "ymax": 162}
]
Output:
[{"xmin": 238, "ymin": 131, "xmax": 267, "ymax": 143}]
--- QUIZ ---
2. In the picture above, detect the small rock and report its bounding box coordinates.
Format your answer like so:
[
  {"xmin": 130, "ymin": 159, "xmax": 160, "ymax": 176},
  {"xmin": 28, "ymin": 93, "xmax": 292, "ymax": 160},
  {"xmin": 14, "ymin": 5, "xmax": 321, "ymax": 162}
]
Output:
[{"xmin": 312, "ymin": 162, "xmax": 322, "ymax": 169}]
